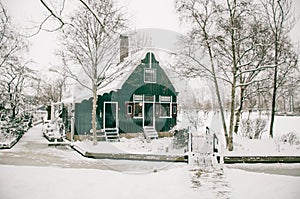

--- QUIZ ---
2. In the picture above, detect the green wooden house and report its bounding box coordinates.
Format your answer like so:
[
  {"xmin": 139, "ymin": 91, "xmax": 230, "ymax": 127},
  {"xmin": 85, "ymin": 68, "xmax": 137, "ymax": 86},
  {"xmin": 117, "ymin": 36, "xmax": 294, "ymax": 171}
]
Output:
[{"xmin": 73, "ymin": 50, "xmax": 178, "ymax": 141}]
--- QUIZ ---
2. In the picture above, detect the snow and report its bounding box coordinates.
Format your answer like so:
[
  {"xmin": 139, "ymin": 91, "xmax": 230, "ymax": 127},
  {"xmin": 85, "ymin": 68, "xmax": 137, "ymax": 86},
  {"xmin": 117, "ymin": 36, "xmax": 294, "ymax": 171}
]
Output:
[
  {"xmin": 73, "ymin": 136, "xmax": 184, "ymax": 155},
  {"xmin": 0, "ymin": 133, "xmax": 17, "ymax": 146},
  {"xmin": 72, "ymin": 29, "xmax": 197, "ymax": 104},
  {"xmin": 0, "ymin": 165, "xmax": 198, "ymax": 199},
  {"xmin": 273, "ymin": 116, "xmax": 300, "ymax": 138},
  {"xmin": 0, "ymin": 164, "xmax": 299, "ymax": 199},
  {"xmin": 224, "ymin": 135, "xmax": 300, "ymax": 156},
  {"xmin": 225, "ymin": 167, "xmax": 300, "ymax": 199},
  {"xmin": 1, "ymin": 121, "xmax": 300, "ymax": 199},
  {"xmin": 205, "ymin": 112, "xmax": 300, "ymax": 156}
]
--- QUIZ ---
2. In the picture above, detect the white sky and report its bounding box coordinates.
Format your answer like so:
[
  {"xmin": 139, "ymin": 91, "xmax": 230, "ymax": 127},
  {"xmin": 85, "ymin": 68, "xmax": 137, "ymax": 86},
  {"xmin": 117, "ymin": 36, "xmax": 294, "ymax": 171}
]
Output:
[{"xmin": 2, "ymin": 0, "xmax": 300, "ymax": 75}]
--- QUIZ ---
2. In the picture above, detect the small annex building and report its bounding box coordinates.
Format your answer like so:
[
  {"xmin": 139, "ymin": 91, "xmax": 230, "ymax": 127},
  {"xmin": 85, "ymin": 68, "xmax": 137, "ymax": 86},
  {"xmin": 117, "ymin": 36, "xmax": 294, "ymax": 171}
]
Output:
[{"xmin": 61, "ymin": 29, "xmax": 196, "ymax": 141}]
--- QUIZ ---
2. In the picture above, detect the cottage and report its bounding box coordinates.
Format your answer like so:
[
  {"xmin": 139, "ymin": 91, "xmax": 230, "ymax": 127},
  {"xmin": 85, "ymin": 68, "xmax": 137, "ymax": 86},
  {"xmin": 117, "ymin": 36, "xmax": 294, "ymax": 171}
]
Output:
[
  {"xmin": 59, "ymin": 29, "xmax": 198, "ymax": 141},
  {"xmin": 73, "ymin": 49, "xmax": 180, "ymax": 140}
]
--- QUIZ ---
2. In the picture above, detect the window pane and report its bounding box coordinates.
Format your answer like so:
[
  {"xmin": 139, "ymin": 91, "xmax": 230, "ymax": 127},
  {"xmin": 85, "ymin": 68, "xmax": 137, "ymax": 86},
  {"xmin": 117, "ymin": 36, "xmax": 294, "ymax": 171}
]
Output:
[
  {"xmin": 133, "ymin": 95, "xmax": 143, "ymax": 101},
  {"xmin": 160, "ymin": 96, "xmax": 171, "ymax": 102},
  {"xmin": 127, "ymin": 105, "xmax": 132, "ymax": 114},
  {"xmin": 144, "ymin": 69, "xmax": 156, "ymax": 83},
  {"xmin": 134, "ymin": 103, "xmax": 143, "ymax": 117},
  {"xmin": 160, "ymin": 103, "xmax": 170, "ymax": 117},
  {"xmin": 144, "ymin": 95, "xmax": 154, "ymax": 102}
]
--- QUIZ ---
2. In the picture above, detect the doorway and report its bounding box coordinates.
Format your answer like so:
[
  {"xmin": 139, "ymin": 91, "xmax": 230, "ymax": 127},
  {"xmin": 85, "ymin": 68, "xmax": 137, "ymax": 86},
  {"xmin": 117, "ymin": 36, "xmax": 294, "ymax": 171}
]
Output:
[
  {"xmin": 103, "ymin": 102, "xmax": 118, "ymax": 129},
  {"xmin": 143, "ymin": 102, "xmax": 154, "ymax": 127}
]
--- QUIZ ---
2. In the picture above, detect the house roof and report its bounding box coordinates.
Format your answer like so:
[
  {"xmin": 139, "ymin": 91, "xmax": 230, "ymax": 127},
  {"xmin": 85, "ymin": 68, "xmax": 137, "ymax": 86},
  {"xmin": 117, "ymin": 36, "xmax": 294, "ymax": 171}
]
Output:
[
  {"xmin": 71, "ymin": 28, "xmax": 210, "ymax": 106},
  {"xmin": 73, "ymin": 48, "xmax": 188, "ymax": 103}
]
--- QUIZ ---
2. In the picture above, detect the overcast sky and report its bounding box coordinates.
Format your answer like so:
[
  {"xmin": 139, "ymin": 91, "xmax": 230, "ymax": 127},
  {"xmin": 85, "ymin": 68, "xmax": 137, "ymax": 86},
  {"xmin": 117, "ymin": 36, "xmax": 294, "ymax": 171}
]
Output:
[{"xmin": 2, "ymin": 0, "xmax": 300, "ymax": 75}]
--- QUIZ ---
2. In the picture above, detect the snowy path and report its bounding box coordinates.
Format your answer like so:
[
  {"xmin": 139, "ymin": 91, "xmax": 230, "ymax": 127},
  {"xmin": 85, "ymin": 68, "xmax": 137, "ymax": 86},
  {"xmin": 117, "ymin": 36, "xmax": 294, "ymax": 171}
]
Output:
[{"xmin": 0, "ymin": 124, "xmax": 185, "ymax": 173}]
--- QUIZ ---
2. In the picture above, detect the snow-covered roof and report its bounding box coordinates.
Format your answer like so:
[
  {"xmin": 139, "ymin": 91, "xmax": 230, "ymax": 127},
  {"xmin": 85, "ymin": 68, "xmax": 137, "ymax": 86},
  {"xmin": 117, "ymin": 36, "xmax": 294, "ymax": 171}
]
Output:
[
  {"xmin": 71, "ymin": 28, "xmax": 212, "ymax": 106},
  {"xmin": 73, "ymin": 48, "xmax": 189, "ymax": 103},
  {"xmin": 74, "ymin": 29, "xmax": 195, "ymax": 103}
]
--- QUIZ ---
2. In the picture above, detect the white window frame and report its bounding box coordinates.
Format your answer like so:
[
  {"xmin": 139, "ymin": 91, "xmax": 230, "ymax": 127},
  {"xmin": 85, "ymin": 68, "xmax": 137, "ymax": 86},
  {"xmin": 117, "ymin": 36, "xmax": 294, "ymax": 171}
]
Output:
[
  {"xmin": 144, "ymin": 68, "xmax": 156, "ymax": 83},
  {"xmin": 133, "ymin": 94, "xmax": 143, "ymax": 101},
  {"xmin": 159, "ymin": 95, "xmax": 172, "ymax": 118}
]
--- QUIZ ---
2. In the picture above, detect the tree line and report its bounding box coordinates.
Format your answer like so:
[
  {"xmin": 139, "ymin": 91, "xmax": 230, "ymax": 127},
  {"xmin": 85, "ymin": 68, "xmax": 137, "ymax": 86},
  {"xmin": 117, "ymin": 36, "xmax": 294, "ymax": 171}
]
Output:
[{"xmin": 175, "ymin": 0, "xmax": 299, "ymax": 150}]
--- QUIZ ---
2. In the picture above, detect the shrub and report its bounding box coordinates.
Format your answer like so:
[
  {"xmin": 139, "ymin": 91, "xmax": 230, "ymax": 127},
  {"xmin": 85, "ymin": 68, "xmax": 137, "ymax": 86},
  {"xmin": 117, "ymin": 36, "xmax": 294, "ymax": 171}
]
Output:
[
  {"xmin": 280, "ymin": 132, "xmax": 300, "ymax": 145},
  {"xmin": 173, "ymin": 128, "xmax": 188, "ymax": 149},
  {"xmin": 240, "ymin": 118, "xmax": 267, "ymax": 139}
]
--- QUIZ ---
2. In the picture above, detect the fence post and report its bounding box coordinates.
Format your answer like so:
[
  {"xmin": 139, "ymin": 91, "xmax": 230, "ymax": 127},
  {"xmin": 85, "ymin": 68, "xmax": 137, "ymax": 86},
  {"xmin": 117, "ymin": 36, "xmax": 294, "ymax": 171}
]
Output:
[
  {"xmin": 71, "ymin": 117, "xmax": 74, "ymax": 142},
  {"xmin": 188, "ymin": 126, "xmax": 192, "ymax": 165}
]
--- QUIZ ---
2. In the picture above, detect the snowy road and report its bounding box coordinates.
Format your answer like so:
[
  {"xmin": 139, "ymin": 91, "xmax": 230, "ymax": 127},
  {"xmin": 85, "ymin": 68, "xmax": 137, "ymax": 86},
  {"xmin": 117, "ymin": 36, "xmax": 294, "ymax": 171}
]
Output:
[{"xmin": 0, "ymin": 124, "xmax": 185, "ymax": 173}]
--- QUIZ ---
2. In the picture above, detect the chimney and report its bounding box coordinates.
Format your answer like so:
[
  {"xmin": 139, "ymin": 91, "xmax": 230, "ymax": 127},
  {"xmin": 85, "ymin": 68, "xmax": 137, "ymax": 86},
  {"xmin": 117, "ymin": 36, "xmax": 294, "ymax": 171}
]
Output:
[{"xmin": 120, "ymin": 35, "xmax": 129, "ymax": 62}]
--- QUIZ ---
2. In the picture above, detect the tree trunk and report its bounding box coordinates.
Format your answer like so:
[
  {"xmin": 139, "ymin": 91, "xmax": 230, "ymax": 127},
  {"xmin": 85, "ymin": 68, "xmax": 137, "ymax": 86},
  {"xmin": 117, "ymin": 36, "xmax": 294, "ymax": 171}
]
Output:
[
  {"xmin": 269, "ymin": 64, "xmax": 277, "ymax": 139},
  {"xmin": 204, "ymin": 33, "xmax": 229, "ymax": 147},
  {"xmin": 227, "ymin": 0, "xmax": 238, "ymax": 151},
  {"xmin": 234, "ymin": 87, "xmax": 245, "ymax": 135},
  {"xmin": 228, "ymin": 76, "xmax": 236, "ymax": 151},
  {"xmin": 92, "ymin": 85, "xmax": 98, "ymax": 145},
  {"xmin": 213, "ymin": 68, "xmax": 229, "ymax": 146},
  {"xmin": 269, "ymin": 31, "xmax": 279, "ymax": 139}
]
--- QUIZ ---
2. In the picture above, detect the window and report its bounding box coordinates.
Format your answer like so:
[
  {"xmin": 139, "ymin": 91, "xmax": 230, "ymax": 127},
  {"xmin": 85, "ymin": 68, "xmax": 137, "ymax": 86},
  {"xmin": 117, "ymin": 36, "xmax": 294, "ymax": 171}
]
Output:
[
  {"xmin": 133, "ymin": 94, "xmax": 143, "ymax": 101},
  {"xmin": 144, "ymin": 68, "xmax": 156, "ymax": 83},
  {"xmin": 144, "ymin": 95, "xmax": 154, "ymax": 102},
  {"xmin": 160, "ymin": 96, "xmax": 171, "ymax": 102},
  {"xmin": 172, "ymin": 104, "xmax": 177, "ymax": 116},
  {"xmin": 134, "ymin": 102, "xmax": 143, "ymax": 117},
  {"xmin": 127, "ymin": 105, "xmax": 132, "ymax": 115},
  {"xmin": 160, "ymin": 103, "xmax": 171, "ymax": 117}
]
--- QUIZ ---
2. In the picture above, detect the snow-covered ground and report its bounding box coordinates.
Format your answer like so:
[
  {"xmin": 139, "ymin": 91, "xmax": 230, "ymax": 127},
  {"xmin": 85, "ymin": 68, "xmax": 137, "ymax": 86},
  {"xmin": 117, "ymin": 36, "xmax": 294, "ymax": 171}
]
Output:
[
  {"xmin": 0, "ymin": 133, "xmax": 17, "ymax": 148},
  {"xmin": 74, "ymin": 136, "xmax": 184, "ymax": 155},
  {"xmin": 0, "ymin": 164, "xmax": 299, "ymax": 199},
  {"xmin": 1, "ymin": 117, "xmax": 300, "ymax": 199},
  {"xmin": 191, "ymin": 112, "xmax": 300, "ymax": 156},
  {"xmin": 225, "ymin": 167, "xmax": 300, "ymax": 199}
]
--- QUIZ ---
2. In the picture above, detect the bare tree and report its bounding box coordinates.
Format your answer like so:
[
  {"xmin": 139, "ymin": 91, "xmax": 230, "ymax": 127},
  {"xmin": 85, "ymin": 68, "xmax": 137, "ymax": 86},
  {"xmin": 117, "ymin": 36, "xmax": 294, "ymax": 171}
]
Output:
[
  {"xmin": 231, "ymin": 5, "xmax": 274, "ymax": 136},
  {"xmin": 0, "ymin": 2, "xmax": 35, "ymax": 118},
  {"xmin": 175, "ymin": 0, "xmax": 271, "ymax": 150},
  {"xmin": 262, "ymin": 0, "xmax": 297, "ymax": 138},
  {"xmin": 175, "ymin": 0, "xmax": 296, "ymax": 151},
  {"xmin": 35, "ymin": 0, "xmax": 109, "ymax": 36},
  {"xmin": 35, "ymin": 75, "xmax": 66, "ymax": 106},
  {"xmin": 51, "ymin": 0, "xmax": 127, "ymax": 145},
  {"xmin": 175, "ymin": 0, "xmax": 230, "ymax": 148}
]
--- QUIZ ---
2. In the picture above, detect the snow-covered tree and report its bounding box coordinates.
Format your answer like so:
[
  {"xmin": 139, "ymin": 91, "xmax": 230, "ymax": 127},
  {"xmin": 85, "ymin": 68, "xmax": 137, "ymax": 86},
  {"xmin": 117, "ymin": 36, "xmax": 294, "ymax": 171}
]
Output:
[
  {"xmin": 175, "ymin": 0, "xmax": 298, "ymax": 150},
  {"xmin": 50, "ymin": 0, "xmax": 128, "ymax": 145},
  {"xmin": 261, "ymin": 0, "xmax": 298, "ymax": 138},
  {"xmin": 0, "ymin": 2, "xmax": 35, "ymax": 118},
  {"xmin": 175, "ymin": 0, "xmax": 230, "ymax": 149}
]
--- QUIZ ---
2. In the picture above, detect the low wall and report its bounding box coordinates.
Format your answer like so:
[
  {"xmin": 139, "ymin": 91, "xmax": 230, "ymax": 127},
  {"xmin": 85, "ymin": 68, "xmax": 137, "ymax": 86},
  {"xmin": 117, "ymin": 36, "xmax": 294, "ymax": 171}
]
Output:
[{"xmin": 223, "ymin": 156, "xmax": 300, "ymax": 164}]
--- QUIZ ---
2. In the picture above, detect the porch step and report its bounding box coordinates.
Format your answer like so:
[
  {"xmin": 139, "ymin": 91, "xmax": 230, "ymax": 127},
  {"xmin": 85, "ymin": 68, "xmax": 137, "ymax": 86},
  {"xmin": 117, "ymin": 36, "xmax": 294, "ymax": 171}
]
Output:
[
  {"xmin": 96, "ymin": 130, "xmax": 107, "ymax": 142},
  {"xmin": 143, "ymin": 126, "xmax": 158, "ymax": 140},
  {"xmin": 105, "ymin": 128, "xmax": 120, "ymax": 142},
  {"xmin": 95, "ymin": 129, "xmax": 120, "ymax": 142}
]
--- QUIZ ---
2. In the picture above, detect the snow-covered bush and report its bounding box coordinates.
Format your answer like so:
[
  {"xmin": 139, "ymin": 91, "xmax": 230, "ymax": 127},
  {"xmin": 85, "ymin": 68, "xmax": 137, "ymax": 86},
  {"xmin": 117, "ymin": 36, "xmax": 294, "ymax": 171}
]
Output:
[
  {"xmin": 240, "ymin": 118, "xmax": 267, "ymax": 139},
  {"xmin": 185, "ymin": 110, "xmax": 204, "ymax": 131},
  {"xmin": 173, "ymin": 129, "xmax": 188, "ymax": 149},
  {"xmin": 280, "ymin": 132, "xmax": 300, "ymax": 145}
]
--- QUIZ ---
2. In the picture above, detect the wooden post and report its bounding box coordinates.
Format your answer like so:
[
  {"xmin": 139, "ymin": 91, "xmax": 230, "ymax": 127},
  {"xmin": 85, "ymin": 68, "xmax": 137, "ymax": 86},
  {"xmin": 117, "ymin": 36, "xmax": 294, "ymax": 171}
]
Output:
[
  {"xmin": 50, "ymin": 101, "xmax": 54, "ymax": 122},
  {"xmin": 71, "ymin": 117, "xmax": 74, "ymax": 142},
  {"xmin": 188, "ymin": 126, "xmax": 192, "ymax": 165}
]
